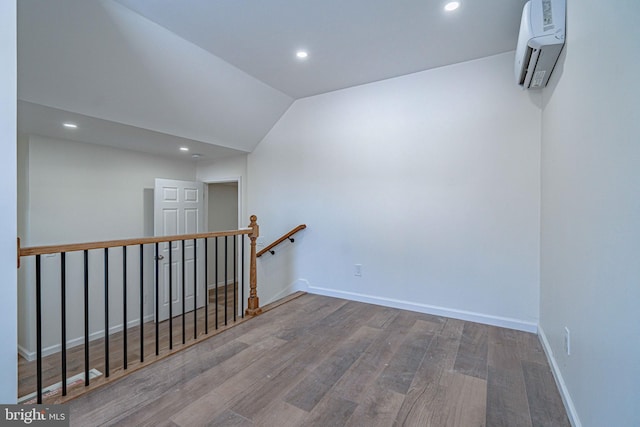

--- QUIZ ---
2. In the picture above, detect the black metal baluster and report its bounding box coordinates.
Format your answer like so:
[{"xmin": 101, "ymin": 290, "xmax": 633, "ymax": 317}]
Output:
[
  {"xmin": 84, "ymin": 250, "xmax": 89, "ymax": 386},
  {"xmin": 224, "ymin": 236, "xmax": 228, "ymax": 326},
  {"xmin": 123, "ymin": 246, "xmax": 128, "ymax": 370},
  {"xmin": 169, "ymin": 241, "xmax": 173, "ymax": 350},
  {"xmin": 233, "ymin": 235, "xmax": 237, "ymax": 322},
  {"xmin": 155, "ymin": 242, "xmax": 159, "ymax": 356},
  {"xmin": 204, "ymin": 238, "xmax": 208, "ymax": 334},
  {"xmin": 201, "ymin": 239, "xmax": 209, "ymax": 335},
  {"xmin": 215, "ymin": 237, "xmax": 218, "ymax": 330},
  {"xmin": 194, "ymin": 238, "xmax": 197, "ymax": 339},
  {"xmin": 104, "ymin": 248, "xmax": 110, "ymax": 378},
  {"xmin": 139, "ymin": 244, "xmax": 144, "ymax": 363},
  {"xmin": 181, "ymin": 239, "xmax": 185, "ymax": 345},
  {"xmin": 35, "ymin": 254, "xmax": 42, "ymax": 404},
  {"xmin": 61, "ymin": 252, "xmax": 67, "ymax": 395},
  {"xmin": 241, "ymin": 236, "xmax": 245, "ymax": 318},
  {"xmin": 193, "ymin": 239, "xmax": 199, "ymax": 334}
]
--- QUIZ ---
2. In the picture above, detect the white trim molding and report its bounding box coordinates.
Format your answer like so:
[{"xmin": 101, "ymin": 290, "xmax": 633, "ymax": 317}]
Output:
[
  {"xmin": 208, "ymin": 279, "xmax": 237, "ymax": 290},
  {"xmin": 538, "ymin": 326, "xmax": 583, "ymax": 427},
  {"xmin": 18, "ymin": 314, "xmax": 155, "ymax": 362},
  {"xmin": 292, "ymin": 280, "xmax": 537, "ymax": 333}
]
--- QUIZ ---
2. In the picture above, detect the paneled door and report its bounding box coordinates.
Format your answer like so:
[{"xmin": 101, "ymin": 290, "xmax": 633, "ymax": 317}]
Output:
[{"xmin": 154, "ymin": 179, "xmax": 205, "ymax": 322}]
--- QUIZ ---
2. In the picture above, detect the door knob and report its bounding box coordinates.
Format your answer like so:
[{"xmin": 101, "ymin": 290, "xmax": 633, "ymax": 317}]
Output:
[{"xmin": 155, "ymin": 255, "xmax": 165, "ymax": 260}]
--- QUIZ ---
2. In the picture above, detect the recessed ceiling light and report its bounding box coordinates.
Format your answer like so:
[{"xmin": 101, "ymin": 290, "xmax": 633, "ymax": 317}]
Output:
[
  {"xmin": 179, "ymin": 147, "xmax": 189, "ymax": 152},
  {"xmin": 296, "ymin": 50, "xmax": 308, "ymax": 59},
  {"xmin": 444, "ymin": 1, "xmax": 460, "ymax": 11},
  {"xmin": 63, "ymin": 123, "xmax": 77, "ymax": 129}
]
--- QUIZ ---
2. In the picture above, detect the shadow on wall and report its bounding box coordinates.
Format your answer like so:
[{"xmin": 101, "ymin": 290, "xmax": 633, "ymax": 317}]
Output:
[
  {"xmin": 521, "ymin": 44, "xmax": 566, "ymax": 110},
  {"xmin": 143, "ymin": 188, "xmax": 154, "ymax": 237},
  {"xmin": 257, "ymin": 228, "xmax": 307, "ymax": 304},
  {"xmin": 540, "ymin": 44, "xmax": 567, "ymax": 109}
]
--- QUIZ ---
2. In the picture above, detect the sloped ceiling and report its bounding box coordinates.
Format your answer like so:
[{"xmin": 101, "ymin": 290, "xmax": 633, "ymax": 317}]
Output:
[
  {"xmin": 18, "ymin": 0, "xmax": 527, "ymax": 160},
  {"xmin": 17, "ymin": 101, "xmax": 246, "ymax": 160},
  {"xmin": 116, "ymin": 0, "xmax": 528, "ymax": 99},
  {"xmin": 17, "ymin": 0, "xmax": 293, "ymax": 159}
]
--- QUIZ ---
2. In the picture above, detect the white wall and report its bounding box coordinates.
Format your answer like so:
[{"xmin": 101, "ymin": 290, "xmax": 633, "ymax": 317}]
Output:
[
  {"xmin": 197, "ymin": 155, "xmax": 248, "ymax": 224},
  {"xmin": 249, "ymin": 52, "xmax": 542, "ymax": 331},
  {"xmin": 25, "ymin": 136, "xmax": 196, "ymax": 244},
  {"xmin": 17, "ymin": 134, "xmax": 31, "ymax": 362},
  {"xmin": 0, "ymin": 0, "xmax": 17, "ymax": 403},
  {"xmin": 539, "ymin": 2, "xmax": 640, "ymax": 426},
  {"xmin": 18, "ymin": 136, "xmax": 197, "ymax": 357}
]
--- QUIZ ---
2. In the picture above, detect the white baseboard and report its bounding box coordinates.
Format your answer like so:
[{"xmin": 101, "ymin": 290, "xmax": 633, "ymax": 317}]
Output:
[
  {"xmin": 19, "ymin": 314, "xmax": 155, "ymax": 362},
  {"xmin": 299, "ymin": 283, "xmax": 537, "ymax": 333},
  {"xmin": 17, "ymin": 344, "xmax": 32, "ymax": 363},
  {"xmin": 538, "ymin": 326, "xmax": 582, "ymax": 427},
  {"xmin": 208, "ymin": 279, "xmax": 236, "ymax": 289},
  {"xmin": 264, "ymin": 279, "xmax": 308, "ymax": 305}
]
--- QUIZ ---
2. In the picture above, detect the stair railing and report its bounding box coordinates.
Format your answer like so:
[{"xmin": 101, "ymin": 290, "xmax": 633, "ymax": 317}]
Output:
[
  {"xmin": 16, "ymin": 216, "xmax": 261, "ymax": 404},
  {"xmin": 256, "ymin": 224, "xmax": 307, "ymax": 258}
]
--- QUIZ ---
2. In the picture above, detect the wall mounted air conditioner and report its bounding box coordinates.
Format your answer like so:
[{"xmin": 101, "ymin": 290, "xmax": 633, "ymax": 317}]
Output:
[{"xmin": 515, "ymin": 0, "xmax": 566, "ymax": 89}]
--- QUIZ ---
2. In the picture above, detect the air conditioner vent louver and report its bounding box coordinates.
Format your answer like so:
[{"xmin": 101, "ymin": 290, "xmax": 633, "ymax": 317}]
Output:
[{"xmin": 514, "ymin": 0, "xmax": 566, "ymax": 89}]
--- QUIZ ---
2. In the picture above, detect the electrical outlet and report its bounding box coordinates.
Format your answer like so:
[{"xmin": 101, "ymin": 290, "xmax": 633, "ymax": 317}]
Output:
[
  {"xmin": 564, "ymin": 327, "xmax": 571, "ymax": 356},
  {"xmin": 354, "ymin": 264, "xmax": 362, "ymax": 277}
]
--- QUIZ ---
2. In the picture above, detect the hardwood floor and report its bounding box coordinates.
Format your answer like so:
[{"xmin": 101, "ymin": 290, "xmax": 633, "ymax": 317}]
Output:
[
  {"xmin": 68, "ymin": 294, "xmax": 570, "ymax": 426},
  {"xmin": 18, "ymin": 285, "xmax": 240, "ymax": 402}
]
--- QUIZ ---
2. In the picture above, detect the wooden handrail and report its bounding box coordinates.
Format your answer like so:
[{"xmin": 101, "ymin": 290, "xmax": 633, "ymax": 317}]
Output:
[
  {"xmin": 18, "ymin": 228, "xmax": 253, "ymax": 258},
  {"xmin": 257, "ymin": 224, "xmax": 306, "ymax": 258},
  {"xmin": 16, "ymin": 216, "xmax": 263, "ymax": 404}
]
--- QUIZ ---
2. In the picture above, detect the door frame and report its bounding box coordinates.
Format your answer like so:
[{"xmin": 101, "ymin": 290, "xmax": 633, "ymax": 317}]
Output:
[
  {"xmin": 203, "ymin": 176, "xmax": 243, "ymax": 238},
  {"xmin": 203, "ymin": 176, "xmax": 243, "ymax": 318}
]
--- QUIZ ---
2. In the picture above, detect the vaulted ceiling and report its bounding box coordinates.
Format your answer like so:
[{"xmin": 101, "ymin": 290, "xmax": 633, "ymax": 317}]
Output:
[
  {"xmin": 17, "ymin": 0, "xmax": 527, "ymax": 161},
  {"xmin": 115, "ymin": 0, "xmax": 528, "ymax": 99}
]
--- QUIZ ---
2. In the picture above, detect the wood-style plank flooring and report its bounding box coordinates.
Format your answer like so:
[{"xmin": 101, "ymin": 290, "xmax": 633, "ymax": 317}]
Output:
[
  {"xmin": 68, "ymin": 294, "xmax": 570, "ymax": 426},
  {"xmin": 18, "ymin": 285, "xmax": 240, "ymax": 402}
]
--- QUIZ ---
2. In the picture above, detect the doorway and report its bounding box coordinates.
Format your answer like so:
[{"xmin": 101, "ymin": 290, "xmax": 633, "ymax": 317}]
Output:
[{"xmin": 207, "ymin": 182, "xmax": 239, "ymax": 294}]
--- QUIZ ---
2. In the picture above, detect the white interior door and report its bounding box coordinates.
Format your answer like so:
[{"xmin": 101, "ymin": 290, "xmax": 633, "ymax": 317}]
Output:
[{"xmin": 154, "ymin": 178, "xmax": 205, "ymax": 322}]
